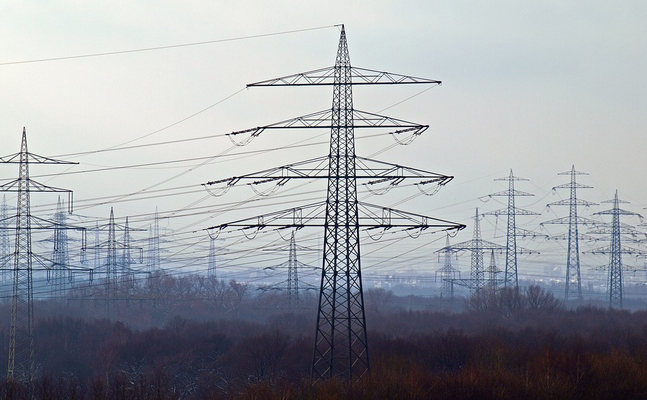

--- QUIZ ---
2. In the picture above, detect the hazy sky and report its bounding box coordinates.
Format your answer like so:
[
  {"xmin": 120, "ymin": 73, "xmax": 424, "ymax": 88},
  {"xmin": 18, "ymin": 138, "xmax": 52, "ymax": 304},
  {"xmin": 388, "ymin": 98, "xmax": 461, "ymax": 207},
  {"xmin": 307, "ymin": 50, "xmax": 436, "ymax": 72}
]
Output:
[{"xmin": 1, "ymin": 1, "xmax": 646, "ymax": 283}]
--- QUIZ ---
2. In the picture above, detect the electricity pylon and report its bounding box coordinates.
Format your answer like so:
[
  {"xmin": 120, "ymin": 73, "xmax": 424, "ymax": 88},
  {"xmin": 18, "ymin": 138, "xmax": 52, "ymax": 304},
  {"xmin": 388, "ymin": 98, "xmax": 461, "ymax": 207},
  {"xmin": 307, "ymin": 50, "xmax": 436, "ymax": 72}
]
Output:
[
  {"xmin": 0, "ymin": 196, "xmax": 11, "ymax": 284},
  {"xmin": 146, "ymin": 208, "xmax": 160, "ymax": 273},
  {"xmin": 586, "ymin": 191, "xmax": 646, "ymax": 309},
  {"xmin": 541, "ymin": 166, "xmax": 598, "ymax": 301},
  {"xmin": 207, "ymin": 235, "xmax": 217, "ymax": 278},
  {"xmin": 50, "ymin": 197, "xmax": 70, "ymax": 297},
  {"xmin": 0, "ymin": 128, "xmax": 78, "ymax": 383},
  {"xmin": 483, "ymin": 170, "xmax": 542, "ymax": 288},
  {"xmin": 437, "ymin": 208, "xmax": 507, "ymax": 294},
  {"xmin": 203, "ymin": 26, "xmax": 465, "ymax": 380},
  {"xmin": 435, "ymin": 235, "xmax": 460, "ymax": 303},
  {"xmin": 261, "ymin": 231, "xmax": 318, "ymax": 309},
  {"xmin": 486, "ymin": 250, "xmax": 501, "ymax": 291},
  {"xmin": 86, "ymin": 208, "xmax": 143, "ymax": 319}
]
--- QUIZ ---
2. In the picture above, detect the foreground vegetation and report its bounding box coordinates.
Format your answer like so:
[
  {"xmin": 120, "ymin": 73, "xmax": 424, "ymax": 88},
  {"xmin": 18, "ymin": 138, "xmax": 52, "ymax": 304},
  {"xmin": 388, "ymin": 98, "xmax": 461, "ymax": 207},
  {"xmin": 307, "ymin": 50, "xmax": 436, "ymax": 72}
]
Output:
[{"xmin": 0, "ymin": 276, "xmax": 646, "ymax": 398}]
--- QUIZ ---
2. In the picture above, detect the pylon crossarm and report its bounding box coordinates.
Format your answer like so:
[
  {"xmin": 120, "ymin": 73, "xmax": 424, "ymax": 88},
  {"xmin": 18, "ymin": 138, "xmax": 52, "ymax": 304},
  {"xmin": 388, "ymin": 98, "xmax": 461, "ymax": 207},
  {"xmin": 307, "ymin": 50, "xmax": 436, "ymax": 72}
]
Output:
[
  {"xmin": 204, "ymin": 202, "xmax": 326, "ymax": 233},
  {"xmin": 436, "ymin": 239, "xmax": 506, "ymax": 253},
  {"xmin": 547, "ymin": 232, "xmax": 602, "ymax": 242},
  {"xmin": 226, "ymin": 109, "xmax": 429, "ymax": 145},
  {"xmin": 547, "ymin": 198, "xmax": 597, "ymax": 207},
  {"xmin": 515, "ymin": 227, "xmax": 548, "ymax": 239},
  {"xmin": 552, "ymin": 182, "xmax": 593, "ymax": 190},
  {"xmin": 596, "ymin": 208, "xmax": 643, "ymax": 218},
  {"xmin": 204, "ymin": 155, "xmax": 453, "ymax": 192},
  {"xmin": 247, "ymin": 66, "xmax": 441, "ymax": 87},
  {"xmin": 586, "ymin": 245, "xmax": 647, "ymax": 256},
  {"xmin": 494, "ymin": 173, "xmax": 529, "ymax": 182},
  {"xmin": 541, "ymin": 216, "xmax": 601, "ymax": 226},
  {"xmin": 203, "ymin": 201, "xmax": 465, "ymax": 235},
  {"xmin": 487, "ymin": 189, "xmax": 535, "ymax": 197},
  {"xmin": 483, "ymin": 207, "xmax": 540, "ymax": 217},
  {"xmin": 587, "ymin": 226, "xmax": 647, "ymax": 236},
  {"xmin": 358, "ymin": 202, "xmax": 466, "ymax": 232},
  {"xmin": 0, "ymin": 151, "xmax": 77, "ymax": 165},
  {"xmin": 9, "ymin": 252, "xmax": 93, "ymax": 272}
]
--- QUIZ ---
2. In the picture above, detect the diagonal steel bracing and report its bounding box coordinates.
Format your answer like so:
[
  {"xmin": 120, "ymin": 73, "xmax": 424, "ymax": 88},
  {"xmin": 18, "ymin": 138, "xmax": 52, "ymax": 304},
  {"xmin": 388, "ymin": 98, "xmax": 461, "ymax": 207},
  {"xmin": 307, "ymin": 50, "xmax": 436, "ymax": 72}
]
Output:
[{"xmin": 203, "ymin": 26, "xmax": 465, "ymax": 380}]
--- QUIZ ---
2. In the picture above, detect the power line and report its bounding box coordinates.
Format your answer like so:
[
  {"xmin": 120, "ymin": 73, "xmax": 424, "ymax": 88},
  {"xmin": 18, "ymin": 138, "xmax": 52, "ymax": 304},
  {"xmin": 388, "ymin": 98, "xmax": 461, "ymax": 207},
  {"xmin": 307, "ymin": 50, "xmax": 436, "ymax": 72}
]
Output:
[{"xmin": 0, "ymin": 25, "xmax": 337, "ymax": 66}]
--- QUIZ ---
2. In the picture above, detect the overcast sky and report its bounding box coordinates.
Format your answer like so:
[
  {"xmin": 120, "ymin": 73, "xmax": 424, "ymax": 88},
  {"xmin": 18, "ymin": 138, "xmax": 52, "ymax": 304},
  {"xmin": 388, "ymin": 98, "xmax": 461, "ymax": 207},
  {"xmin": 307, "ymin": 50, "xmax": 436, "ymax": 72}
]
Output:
[{"xmin": 1, "ymin": 1, "xmax": 646, "ymax": 282}]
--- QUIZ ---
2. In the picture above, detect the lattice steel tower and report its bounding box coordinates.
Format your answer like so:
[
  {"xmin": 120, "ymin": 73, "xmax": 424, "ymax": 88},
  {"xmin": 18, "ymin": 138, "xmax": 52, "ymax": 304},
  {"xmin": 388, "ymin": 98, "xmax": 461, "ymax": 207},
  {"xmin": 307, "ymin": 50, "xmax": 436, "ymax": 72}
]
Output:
[
  {"xmin": 541, "ymin": 166, "xmax": 597, "ymax": 301},
  {"xmin": 484, "ymin": 170, "xmax": 540, "ymax": 287},
  {"xmin": 486, "ymin": 250, "xmax": 500, "ymax": 291},
  {"xmin": 0, "ymin": 196, "xmax": 11, "ymax": 284},
  {"xmin": 0, "ymin": 128, "xmax": 76, "ymax": 383},
  {"xmin": 203, "ymin": 26, "xmax": 464, "ymax": 380},
  {"xmin": 589, "ymin": 191, "xmax": 645, "ymax": 309},
  {"xmin": 207, "ymin": 235, "xmax": 217, "ymax": 278},
  {"xmin": 437, "ymin": 208, "xmax": 506, "ymax": 294},
  {"xmin": 51, "ymin": 197, "xmax": 70, "ymax": 297},
  {"xmin": 436, "ymin": 235, "xmax": 459, "ymax": 301},
  {"xmin": 147, "ymin": 208, "xmax": 161, "ymax": 273}
]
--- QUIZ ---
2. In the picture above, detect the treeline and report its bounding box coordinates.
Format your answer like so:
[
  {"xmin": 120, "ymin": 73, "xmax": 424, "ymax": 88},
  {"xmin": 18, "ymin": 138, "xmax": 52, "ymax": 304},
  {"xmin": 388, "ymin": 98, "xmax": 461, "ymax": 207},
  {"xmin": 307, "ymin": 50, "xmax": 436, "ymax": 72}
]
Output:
[{"xmin": 0, "ymin": 279, "xmax": 646, "ymax": 398}]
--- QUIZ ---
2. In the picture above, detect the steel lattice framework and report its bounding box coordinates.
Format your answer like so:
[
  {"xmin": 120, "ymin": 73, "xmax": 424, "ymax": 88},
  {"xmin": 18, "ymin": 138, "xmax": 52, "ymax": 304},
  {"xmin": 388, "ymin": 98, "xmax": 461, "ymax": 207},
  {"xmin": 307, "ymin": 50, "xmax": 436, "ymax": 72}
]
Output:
[
  {"xmin": 436, "ymin": 235, "xmax": 459, "ymax": 302},
  {"xmin": 587, "ymin": 191, "xmax": 646, "ymax": 309},
  {"xmin": 484, "ymin": 170, "xmax": 542, "ymax": 288},
  {"xmin": 0, "ymin": 196, "xmax": 11, "ymax": 284},
  {"xmin": 437, "ymin": 208, "xmax": 507, "ymax": 294},
  {"xmin": 85, "ymin": 208, "xmax": 143, "ymax": 319},
  {"xmin": 260, "ymin": 231, "xmax": 317, "ymax": 309},
  {"xmin": 486, "ymin": 250, "xmax": 501, "ymax": 291},
  {"xmin": 51, "ymin": 197, "xmax": 71, "ymax": 297},
  {"xmin": 207, "ymin": 235, "xmax": 217, "ymax": 278},
  {"xmin": 147, "ymin": 208, "xmax": 161, "ymax": 273},
  {"xmin": 0, "ymin": 128, "xmax": 78, "ymax": 383},
  {"xmin": 203, "ymin": 26, "xmax": 464, "ymax": 380},
  {"xmin": 541, "ymin": 166, "xmax": 597, "ymax": 301}
]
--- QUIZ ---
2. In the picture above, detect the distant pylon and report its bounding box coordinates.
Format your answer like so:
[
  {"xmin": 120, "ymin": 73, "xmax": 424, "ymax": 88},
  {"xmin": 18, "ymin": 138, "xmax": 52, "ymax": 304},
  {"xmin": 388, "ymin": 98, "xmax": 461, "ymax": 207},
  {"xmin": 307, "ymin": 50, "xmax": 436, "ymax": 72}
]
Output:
[
  {"xmin": 207, "ymin": 235, "xmax": 217, "ymax": 278},
  {"xmin": 436, "ymin": 208, "xmax": 506, "ymax": 294},
  {"xmin": 147, "ymin": 208, "xmax": 160, "ymax": 273},
  {"xmin": 542, "ymin": 166, "xmax": 597, "ymax": 301},
  {"xmin": 260, "ymin": 231, "xmax": 317, "ymax": 310},
  {"xmin": 120, "ymin": 217, "xmax": 135, "ymax": 296},
  {"xmin": 0, "ymin": 195, "xmax": 11, "ymax": 284},
  {"xmin": 470, "ymin": 209, "xmax": 484, "ymax": 291},
  {"xmin": 484, "ymin": 170, "xmax": 541, "ymax": 287},
  {"xmin": 51, "ymin": 197, "xmax": 70, "ymax": 297},
  {"xmin": 286, "ymin": 231, "xmax": 299, "ymax": 309},
  {"xmin": 94, "ymin": 222, "xmax": 100, "ymax": 270},
  {"xmin": 86, "ymin": 209, "xmax": 143, "ymax": 317},
  {"xmin": 106, "ymin": 208, "xmax": 118, "ymax": 319},
  {"xmin": 0, "ymin": 128, "xmax": 77, "ymax": 383},
  {"xmin": 436, "ymin": 235, "xmax": 459, "ymax": 301},
  {"xmin": 486, "ymin": 250, "xmax": 500, "ymax": 291},
  {"xmin": 589, "ymin": 191, "xmax": 646, "ymax": 309}
]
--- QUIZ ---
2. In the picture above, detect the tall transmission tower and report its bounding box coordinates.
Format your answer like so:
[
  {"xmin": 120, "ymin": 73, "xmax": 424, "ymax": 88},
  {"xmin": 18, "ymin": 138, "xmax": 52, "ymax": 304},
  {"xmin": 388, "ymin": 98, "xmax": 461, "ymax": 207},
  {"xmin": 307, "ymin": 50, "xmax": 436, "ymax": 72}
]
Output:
[
  {"xmin": 106, "ymin": 208, "xmax": 118, "ymax": 319},
  {"xmin": 261, "ymin": 231, "xmax": 317, "ymax": 310},
  {"xmin": 0, "ymin": 128, "xmax": 77, "ymax": 383},
  {"xmin": 483, "ymin": 170, "xmax": 542, "ymax": 288},
  {"xmin": 437, "ymin": 208, "xmax": 506, "ymax": 294},
  {"xmin": 486, "ymin": 249, "xmax": 501, "ymax": 291},
  {"xmin": 435, "ymin": 235, "xmax": 459, "ymax": 302},
  {"xmin": 50, "ymin": 197, "xmax": 71, "ymax": 297},
  {"xmin": 86, "ymin": 208, "xmax": 143, "ymax": 319},
  {"xmin": 0, "ymin": 196, "xmax": 11, "ymax": 285},
  {"xmin": 541, "ymin": 166, "xmax": 597, "ymax": 301},
  {"xmin": 203, "ymin": 26, "xmax": 464, "ymax": 380},
  {"xmin": 207, "ymin": 235, "xmax": 217, "ymax": 278},
  {"xmin": 147, "ymin": 208, "xmax": 161, "ymax": 273},
  {"xmin": 587, "ymin": 191, "xmax": 646, "ymax": 309}
]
